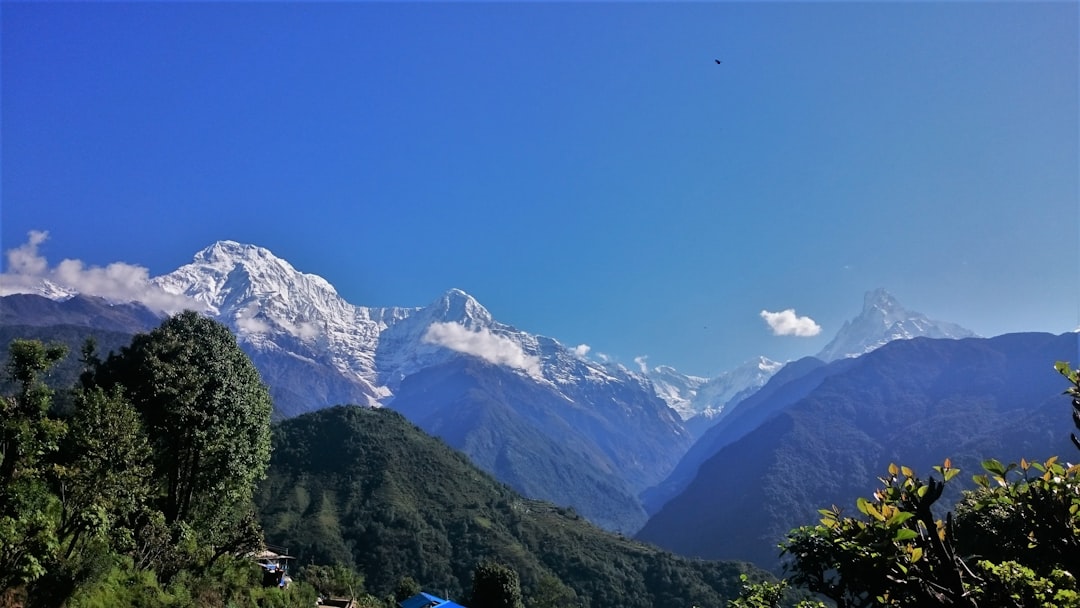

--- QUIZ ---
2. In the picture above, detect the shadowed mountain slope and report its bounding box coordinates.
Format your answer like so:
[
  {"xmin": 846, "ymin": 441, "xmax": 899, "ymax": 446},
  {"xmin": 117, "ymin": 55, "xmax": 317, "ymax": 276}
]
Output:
[{"xmin": 637, "ymin": 332, "xmax": 1079, "ymax": 570}]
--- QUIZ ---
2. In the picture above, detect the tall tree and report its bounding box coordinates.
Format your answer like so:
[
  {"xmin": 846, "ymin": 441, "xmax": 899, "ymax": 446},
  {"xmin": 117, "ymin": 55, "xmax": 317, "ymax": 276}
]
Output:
[
  {"xmin": 93, "ymin": 311, "xmax": 272, "ymax": 554},
  {"xmin": 55, "ymin": 385, "xmax": 152, "ymax": 559},
  {"xmin": 0, "ymin": 339, "xmax": 67, "ymax": 589},
  {"xmin": 470, "ymin": 562, "xmax": 524, "ymax": 608}
]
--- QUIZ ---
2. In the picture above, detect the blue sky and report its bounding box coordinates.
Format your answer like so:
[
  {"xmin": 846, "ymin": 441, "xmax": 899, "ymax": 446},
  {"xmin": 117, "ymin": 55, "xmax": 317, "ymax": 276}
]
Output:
[{"xmin": 2, "ymin": 2, "xmax": 1077, "ymax": 376}]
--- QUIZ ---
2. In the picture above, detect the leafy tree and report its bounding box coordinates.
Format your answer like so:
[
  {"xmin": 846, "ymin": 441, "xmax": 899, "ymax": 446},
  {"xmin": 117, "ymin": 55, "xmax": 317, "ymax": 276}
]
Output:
[
  {"xmin": 470, "ymin": 561, "xmax": 524, "ymax": 608},
  {"xmin": 783, "ymin": 458, "xmax": 1080, "ymax": 607},
  {"xmin": 0, "ymin": 339, "xmax": 68, "ymax": 589},
  {"xmin": 0, "ymin": 340, "xmax": 67, "ymax": 490},
  {"xmin": 727, "ymin": 574, "xmax": 827, "ymax": 608},
  {"xmin": 394, "ymin": 575, "xmax": 422, "ymax": 602},
  {"xmin": 528, "ymin": 574, "xmax": 580, "ymax": 608},
  {"xmin": 92, "ymin": 311, "xmax": 273, "ymax": 559},
  {"xmin": 1056, "ymin": 361, "xmax": 1080, "ymax": 451},
  {"xmin": 300, "ymin": 563, "xmax": 366, "ymax": 600},
  {"xmin": 55, "ymin": 385, "xmax": 152, "ymax": 559}
]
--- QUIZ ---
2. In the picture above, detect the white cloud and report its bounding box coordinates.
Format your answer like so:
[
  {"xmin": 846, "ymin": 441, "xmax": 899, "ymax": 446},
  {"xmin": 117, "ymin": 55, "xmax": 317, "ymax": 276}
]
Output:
[
  {"xmin": 572, "ymin": 344, "xmax": 591, "ymax": 358},
  {"xmin": 423, "ymin": 322, "xmax": 542, "ymax": 378},
  {"xmin": 634, "ymin": 355, "xmax": 649, "ymax": 373},
  {"xmin": 760, "ymin": 308, "xmax": 822, "ymax": 337},
  {"xmin": 1, "ymin": 230, "xmax": 203, "ymax": 314},
  {"xmin": 235, "ymin": 315, "xmax": 272, "ymax": 334}
]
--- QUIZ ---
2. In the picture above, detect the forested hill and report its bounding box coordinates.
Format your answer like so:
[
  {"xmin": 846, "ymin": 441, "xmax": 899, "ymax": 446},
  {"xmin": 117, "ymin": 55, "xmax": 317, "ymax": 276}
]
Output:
[{"xmin": 256, "ymin": 405, "xmax": 765, "ymax": 608}]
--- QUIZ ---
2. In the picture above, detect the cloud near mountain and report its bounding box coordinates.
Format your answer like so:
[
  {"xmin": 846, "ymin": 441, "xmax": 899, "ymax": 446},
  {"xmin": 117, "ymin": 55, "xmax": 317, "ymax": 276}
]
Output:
[
  {"xmin": 759, "ymin": 308, "xmax": 821, "ymax": 337},
  {"xmin": 1, "ymin": 230, "xmax": 201, "ymax": 314},
  {"xmin": 423, "ymin": 321, "xmax": 542, "ymax": 378}
]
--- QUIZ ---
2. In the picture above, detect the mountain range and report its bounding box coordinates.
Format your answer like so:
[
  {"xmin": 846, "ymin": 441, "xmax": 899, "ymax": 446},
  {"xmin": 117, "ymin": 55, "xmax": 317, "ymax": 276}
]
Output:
[
  {"xmin": 636, "ymin": 331, "xmax": 1079, "ymax": 569},
  {"xmin": 1, "ymin": 239, "xmax": 986, "ymax": 535}
]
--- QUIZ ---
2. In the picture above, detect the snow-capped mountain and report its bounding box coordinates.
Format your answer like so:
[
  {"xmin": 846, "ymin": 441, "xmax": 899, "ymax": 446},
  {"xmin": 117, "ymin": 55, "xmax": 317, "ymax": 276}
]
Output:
[
  {"xmin": 152, "ymin": 241, "xmax": 416, "ymax": 404},
  {"xmin": 816, "ymin": 288, "xmax": 978, "ymax": 362},
  {"xmin": 645, "ymin": 357, "xmax": 782, "ymax": 425},
  {"xmin": 147, "ymin": 240, "xmax": 690, "ymax": 531},
  {"xmin": 644, "ymin": 366, "xmax": 708, "ymax": 419}
]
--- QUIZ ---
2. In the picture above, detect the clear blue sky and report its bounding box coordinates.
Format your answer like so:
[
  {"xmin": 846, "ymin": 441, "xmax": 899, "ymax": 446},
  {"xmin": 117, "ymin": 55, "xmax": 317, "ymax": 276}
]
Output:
[{"xmin": 2, "ymin": 2, "xmax": 1077, "ymax": 376}]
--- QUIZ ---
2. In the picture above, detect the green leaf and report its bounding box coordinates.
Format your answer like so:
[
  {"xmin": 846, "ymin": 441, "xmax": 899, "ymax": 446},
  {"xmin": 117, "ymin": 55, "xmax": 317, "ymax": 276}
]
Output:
[
  {"xmin": 983, "ymin": 458, "xmax": 1006, "ymax": 476},
  {"xmin": 893, "ymin": 528, "xmax": 918, "ymax": 542},
  {"xmin": 887, "ymin": 511, "xmax": 915, "ymax": 527},
  {"xmin": 865, "ymin": 502, "xmax": 885, "ymax": 522},
  {"xmin": 856, "ymin": 497, "xmax": 871, "ymax": 516}
]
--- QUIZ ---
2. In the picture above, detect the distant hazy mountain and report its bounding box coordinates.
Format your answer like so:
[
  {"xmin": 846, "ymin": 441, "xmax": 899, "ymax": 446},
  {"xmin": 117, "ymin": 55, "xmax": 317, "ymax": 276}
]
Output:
[
  {"xmin": 637, "ymin": 332, "xmax": 1079, "ymax": 569},
  {"xmin": 5, "ymin": 240, "xmax": 691, "ymax": 532},
  {"xmin": 646, "ymin": 358, "xmax": 782, "ymax": 427},
  {"xmin": 646, "ymin": 289, "xmax": 971, "ymax": 443},
  {"xmin": 816, "ymin": 288, "xmax": 978, "ymax": 362},
  {"xmin": 0, "ymin": 292, "xmax": 162, "ymax": 335},
  {"xmin": 645, "ymin": 365, "xmax": 709, "ymax": 419}
]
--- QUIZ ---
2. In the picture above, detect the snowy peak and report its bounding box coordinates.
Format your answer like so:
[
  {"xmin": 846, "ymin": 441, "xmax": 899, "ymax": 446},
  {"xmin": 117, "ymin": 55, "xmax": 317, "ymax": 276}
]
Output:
[
  {"xmin": 645, "ymin": 357, "xmax": 781, "ymax": 421},
  {"xmin": 816, "ymin": 289, "xmax": 977, "ymax": 362},
  {"xmin": 426, "ymin": 288, "xmax": 494, "ymax": 328},
  {"xmin": 154, "ymin": 240, "xmax": 343, "ymax": 318}
]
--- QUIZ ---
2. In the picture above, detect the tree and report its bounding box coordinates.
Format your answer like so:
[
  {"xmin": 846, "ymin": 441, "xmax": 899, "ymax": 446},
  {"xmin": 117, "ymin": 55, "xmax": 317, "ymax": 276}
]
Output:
[
  {"xmin": 394, "ymin": 575, "xmax": 422, "ymax": 602},
  {"xmin": 782, "ymin": 458, "xmax": 1080, "ymax": 607},
  {"xmin": 1056, "ymin": 361, "xmax": 1080, "ymax": 451},
  {"xmin": 0, "ymin": 339, "xmax": 68, "ymax": 589},
  {"xmin": 55, "ymin": 385, "xmax": 152, "ymax": 560},
  {"xmin": 92, "ymin": 311, "xmax": 273, "ymax": 557},
  {"xmin": 470, "ymin": 561, "xmax": 524, "ymax": 608},
  {"xmin": 528, "ymin": 574, "xmax": 581, "ymax": 608},
  {"xmin": 727, "ymin": 574, "xmax": 827, "ymax": 608},
  {"xmin": 0, "ymin": 340, "xmax": 67, "ymax": 491},
  {"xmin": 300, "ymin": 563, "xmax": 366, "ymax": 600}
]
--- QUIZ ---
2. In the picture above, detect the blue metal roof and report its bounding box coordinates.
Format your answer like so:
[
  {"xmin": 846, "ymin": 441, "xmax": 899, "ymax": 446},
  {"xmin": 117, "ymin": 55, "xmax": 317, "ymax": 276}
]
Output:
[{"xmin": 399, "ymin": 592, "xmax": 467, "ymax": 608}]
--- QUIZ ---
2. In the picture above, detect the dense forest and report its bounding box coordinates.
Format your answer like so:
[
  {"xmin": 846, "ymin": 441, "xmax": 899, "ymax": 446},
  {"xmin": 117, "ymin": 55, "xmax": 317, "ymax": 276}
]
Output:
[{"xmin": 257, "ymin": 405, "xmax": 765, "ymax": 607}]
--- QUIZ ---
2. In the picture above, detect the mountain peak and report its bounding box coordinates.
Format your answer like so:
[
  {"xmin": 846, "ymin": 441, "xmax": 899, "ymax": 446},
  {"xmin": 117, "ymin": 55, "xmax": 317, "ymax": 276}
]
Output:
[
  {"xmin": 428, "ymin": 288, "xmax": 493, "ymax": 326},
  {"xmin": 817, "ymin": 290, "xmax": 977, "ymax": 362},
  {"xmin": 193, "ymin": 240, "xmax": 270, "ymax": 264},
  {"xmin": 864, "ymin": 288, "xmax": 900, "ymax": 312},
  {"xmin": 153, "ymin": 240, "xmax": 342, "ymax": 319}
]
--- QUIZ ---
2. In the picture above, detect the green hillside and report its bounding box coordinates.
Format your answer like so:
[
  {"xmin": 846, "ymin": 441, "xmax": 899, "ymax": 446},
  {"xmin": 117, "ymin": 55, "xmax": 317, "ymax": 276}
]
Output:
[{"xmin": 257, "ymin": 405, "xmax": 765, "ymax": 608}]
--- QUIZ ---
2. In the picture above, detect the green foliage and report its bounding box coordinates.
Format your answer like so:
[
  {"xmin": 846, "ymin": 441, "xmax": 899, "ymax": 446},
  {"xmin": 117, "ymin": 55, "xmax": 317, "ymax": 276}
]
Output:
[
  {"xmin": 784, "ymin": 456, "xmax": 1080, "ymax": 607},
  {"xmin": 470, "ymin": 561, "xmax": 524, "ymax": 608},
  {"xmin": 394, "ymin": 576, "xmax": 422, "ymax": 602},
  {"xmin": 0, "ymin": 321, "xmax": 286, "ymax": 605},
  {"xmin": 527, "ymin": 574, "xmax": 581, "ymax": 608},
  {"xmin": 727, "ymin": 574, "xmax": 827, "ymax": 608},
  {"xmin": 56, "ymin": 385, "xmax": 153, "ymax": 560},
  {"xmin": 258, "ymin": 405, "xmax": 762, "ymax": 608},
  {"xmin": 1056, "ymin": 361, "xmax": 1080, "ymax": 452},
  {"xmin": 65, "ymin": 554, "xmax": 321, "ymax": 607},
  {"xmin": 300, "ymin": 563, "xmax": 366, "ymax": 599},
  {"xmin": 0, "ymin": 339, "xmax": 68, "ymax": 589},
  {"xmin": 93, "ymin": 311, "xmax": 273, "ymax": 557}
]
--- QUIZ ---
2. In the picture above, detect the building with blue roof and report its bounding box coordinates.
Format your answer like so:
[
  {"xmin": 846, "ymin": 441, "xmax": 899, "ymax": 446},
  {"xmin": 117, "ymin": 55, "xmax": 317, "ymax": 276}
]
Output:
[{"xmin": 399, "ymin": 592, "xmax": 467, "ymax": 608}]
